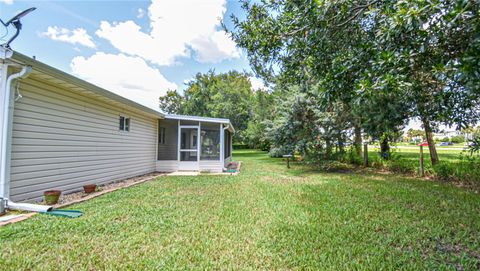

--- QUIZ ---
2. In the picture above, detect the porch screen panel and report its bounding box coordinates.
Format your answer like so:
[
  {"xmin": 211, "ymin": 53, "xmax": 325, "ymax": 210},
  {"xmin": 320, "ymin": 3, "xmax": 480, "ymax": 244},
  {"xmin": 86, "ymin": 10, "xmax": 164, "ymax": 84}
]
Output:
[
  {"xmin": 157, "ymin": 119, "xmax": 178, "ymax": 160},
  {"xmin": 200, "ymin": 123, "xmax": 220, "ymax": 160}
]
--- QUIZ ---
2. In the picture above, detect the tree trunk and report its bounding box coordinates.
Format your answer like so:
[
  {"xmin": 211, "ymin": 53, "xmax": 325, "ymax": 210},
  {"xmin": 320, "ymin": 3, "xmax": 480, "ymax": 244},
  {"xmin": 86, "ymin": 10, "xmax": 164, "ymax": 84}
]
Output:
[
  {"xmin": 354, "ymin": 124, "xmax": 362, "ymax": 156},
  {"xmin": 325, "ymin": 138, "xmax": 332, "ymax": 159},
  {"xmin": 380, "ymin": 137, "xmax": 390, "ymax": 160},
  {"xmin": 337, "ymin": 133, "xmax": 345, "ymax": 154},
  {"xmin": 422, "ymin": 117, "xmax": 439, "ymax": 165}
]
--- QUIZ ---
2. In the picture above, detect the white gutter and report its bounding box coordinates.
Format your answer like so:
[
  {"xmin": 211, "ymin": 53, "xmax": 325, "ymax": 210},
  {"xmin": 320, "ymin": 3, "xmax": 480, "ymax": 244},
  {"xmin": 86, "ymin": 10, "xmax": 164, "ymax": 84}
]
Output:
[{"xmin": 0, "ymin": 64, "xmax": 51, "ymax": 214}]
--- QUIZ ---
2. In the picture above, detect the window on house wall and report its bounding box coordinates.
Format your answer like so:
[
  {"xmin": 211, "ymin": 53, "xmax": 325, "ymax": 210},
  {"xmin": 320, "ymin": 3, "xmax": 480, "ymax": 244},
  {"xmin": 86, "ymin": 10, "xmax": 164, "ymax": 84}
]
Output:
[
  {"xmin": 159, "ymin": 127, "xmax": 166, "ymax": 144},
  {"xmin": 119, "ymin": 116, "xmax": 130, "ymax": 131}
]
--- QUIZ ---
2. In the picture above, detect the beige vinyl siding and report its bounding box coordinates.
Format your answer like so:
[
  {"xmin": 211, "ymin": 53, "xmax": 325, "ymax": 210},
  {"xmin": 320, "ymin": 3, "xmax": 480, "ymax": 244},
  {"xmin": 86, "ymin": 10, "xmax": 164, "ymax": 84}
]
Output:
[{"xmin": 9, "ymin": 76, "xmax": 157, "ymax": 201}]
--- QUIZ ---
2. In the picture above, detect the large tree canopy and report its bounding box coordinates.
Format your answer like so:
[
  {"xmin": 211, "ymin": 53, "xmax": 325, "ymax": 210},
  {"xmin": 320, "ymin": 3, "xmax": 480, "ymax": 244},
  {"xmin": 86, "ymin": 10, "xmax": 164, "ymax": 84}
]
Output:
[
  {"xmin": 227, "ymin": 0, "xmax": 480, "ymax": 164},
  {"xmin": 159, "ymin": 70, "xmax": 274, "ymax": 143}
]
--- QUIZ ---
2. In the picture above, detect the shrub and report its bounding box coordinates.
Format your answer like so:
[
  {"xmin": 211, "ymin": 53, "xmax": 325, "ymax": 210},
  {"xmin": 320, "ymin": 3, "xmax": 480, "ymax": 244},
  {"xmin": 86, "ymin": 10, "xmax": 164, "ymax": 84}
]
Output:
[
  {"xmin": 433, "ymin": 162, "xmax": 455, "ymax": 181},
  {"xmin": 257, "ymin": 141, "xmax": 271, "ymax": 151},
  {"xmin": 388, "ymin": 159, "xmax": 417, "ymax": 174},
  {"xmin": 345, "ymin": 147, "xmax": 363, "ymax": 165},
  {"xmin": 450, "ymin": 135, "xmax": 465, "ymax": 143},
  {"xmin": 269, "ymin": 146, "xmax": 288, "ymax": 158},
  {"xmin": 233, "ymin": 144, "xmax": 249, "ymax": 150},
  {"xmin": 440, "ymin": 137, "xmax": 450, "ymax": 142},
  {"xmin": 433, "ymin": 155, "xmax": 480, "ymax": 184}
]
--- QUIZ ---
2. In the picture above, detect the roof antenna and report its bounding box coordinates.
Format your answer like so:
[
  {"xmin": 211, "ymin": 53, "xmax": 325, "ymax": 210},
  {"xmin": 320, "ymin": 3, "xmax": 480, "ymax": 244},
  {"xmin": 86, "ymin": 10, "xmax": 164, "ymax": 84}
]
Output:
[{"xmin": 0, "ymin": 7, "xmax": 36, "ymax": 49}]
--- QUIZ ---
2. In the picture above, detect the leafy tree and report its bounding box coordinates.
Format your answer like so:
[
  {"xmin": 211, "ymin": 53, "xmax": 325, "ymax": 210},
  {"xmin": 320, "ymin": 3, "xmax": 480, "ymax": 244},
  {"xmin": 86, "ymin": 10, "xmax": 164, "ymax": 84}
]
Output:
[
  {"xmin": 266, "ymin": 85, "xmax": 322, "ymax": 158},
  {"xmin": 407, "ymin": 129, "xmax": 424, "ymax": 142},
  {"xmin": 159, "ymin": 70, "xmax": 255, "ymax": 142},
  {"xmin": 228, "ymin": 0, "xmax": 409, "ymax": 159},
  {"xmin": 354, "ymin": 74, "xmax": 410, "ymax": 158},
  {"xmin": 370, "ymin": 0, "xmax": 480, "ymax": 164},
  {"xmin": 440, "ymin": 137, "xmax": 450, "ymax": 142},
  {"xmin": 159, "ymin": 90, "xmax": 185, "ymax": 114},
  {"xmin": 469, "ymin": 136, "xmax": 480, "ymax": 155},
  {"xmin": 450, "ymin": 135, "xmax": 465, "ymax": 144},
  {"xmin": 244, "ymin": 89, "xmax": 275, "ymax": 150},
  {"xmin": 264, "ymin": 81, "xmax": 356, "ymax": 160},
  {"xmin": 228, "ymin": 0, "xmax": 480, "ymax": 164}
]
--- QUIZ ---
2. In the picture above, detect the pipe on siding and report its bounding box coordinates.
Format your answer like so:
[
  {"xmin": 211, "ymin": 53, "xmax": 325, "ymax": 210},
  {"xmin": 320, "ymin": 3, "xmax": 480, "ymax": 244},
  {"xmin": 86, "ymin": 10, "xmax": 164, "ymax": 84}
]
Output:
[
  {"xmin": 0, "ymin": 64, "xmax": 32, "ymax": 213},
  {"xmin": 6, "ymin": 201, "xmax": 52, "ymax": 212}
]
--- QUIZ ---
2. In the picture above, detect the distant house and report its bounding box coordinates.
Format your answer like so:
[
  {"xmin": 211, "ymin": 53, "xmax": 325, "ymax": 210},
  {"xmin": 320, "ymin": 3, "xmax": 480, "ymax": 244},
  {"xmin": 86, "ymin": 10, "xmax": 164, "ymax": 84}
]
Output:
[{"xmin": 0, "ymin": 48, "xmax": 234, "ymax": 202}]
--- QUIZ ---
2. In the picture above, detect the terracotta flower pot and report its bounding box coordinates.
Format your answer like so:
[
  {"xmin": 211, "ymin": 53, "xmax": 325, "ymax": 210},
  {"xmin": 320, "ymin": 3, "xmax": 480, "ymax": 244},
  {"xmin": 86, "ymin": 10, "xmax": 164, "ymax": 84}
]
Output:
[
  {"xmin": 83, "ymin": 184, "xmax": 97, "ymax": 194},
  {"xmin": 44, "ymin": 190, "xmax": 61, "ymax": 205}
]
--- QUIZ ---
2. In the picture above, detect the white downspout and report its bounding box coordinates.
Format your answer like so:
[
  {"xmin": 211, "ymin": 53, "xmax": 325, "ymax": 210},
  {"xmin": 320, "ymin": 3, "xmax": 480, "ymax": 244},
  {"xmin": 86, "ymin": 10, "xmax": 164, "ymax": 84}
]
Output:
[{"xmin": 0, "ymin": 64, "xmax": 48, "ymax": 214}]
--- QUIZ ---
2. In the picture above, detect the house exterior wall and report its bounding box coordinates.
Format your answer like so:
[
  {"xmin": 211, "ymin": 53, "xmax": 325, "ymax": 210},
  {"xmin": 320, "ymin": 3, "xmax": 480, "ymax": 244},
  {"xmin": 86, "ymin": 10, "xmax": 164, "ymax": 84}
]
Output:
[{"xmin": 9, "ymin": 76, "xmax": 158, "ymax": 201}]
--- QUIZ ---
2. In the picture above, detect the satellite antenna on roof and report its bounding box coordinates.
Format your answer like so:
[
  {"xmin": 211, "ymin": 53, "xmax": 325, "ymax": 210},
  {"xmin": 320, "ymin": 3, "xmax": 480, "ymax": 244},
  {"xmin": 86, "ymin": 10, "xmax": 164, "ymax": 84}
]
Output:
[{"xmin": 0, "ymin": 7, "xmax": 36, "ymax": 49}]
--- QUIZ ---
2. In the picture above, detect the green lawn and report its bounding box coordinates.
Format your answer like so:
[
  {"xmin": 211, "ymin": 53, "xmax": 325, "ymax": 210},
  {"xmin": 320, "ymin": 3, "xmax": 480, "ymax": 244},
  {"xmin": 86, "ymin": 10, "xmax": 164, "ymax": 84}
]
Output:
[
  {"xmin": 366, "ymin": 145, "xmax": 469, "ymax": 175},
  {"xmin": 369, "ymin": 144, "xmax": 465, "ymax": 162},
  {"xmin": 1, "ymin": 150, "xmax": 479, "ymax": 269}
]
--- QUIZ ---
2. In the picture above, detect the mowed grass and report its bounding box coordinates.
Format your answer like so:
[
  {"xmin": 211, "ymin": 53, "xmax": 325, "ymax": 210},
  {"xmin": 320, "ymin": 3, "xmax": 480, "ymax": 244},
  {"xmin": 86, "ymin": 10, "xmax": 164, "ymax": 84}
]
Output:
[
  {"xmin": 367, "ymin": 146, "xmax": 473, "ymax": 176},
  {"xmin": 1, "ymin": 150, "xmax": 479, "ymax": 269},
  {"xmin": 369, "ymin": 145, "xmax": 465, "ymax": 163}
]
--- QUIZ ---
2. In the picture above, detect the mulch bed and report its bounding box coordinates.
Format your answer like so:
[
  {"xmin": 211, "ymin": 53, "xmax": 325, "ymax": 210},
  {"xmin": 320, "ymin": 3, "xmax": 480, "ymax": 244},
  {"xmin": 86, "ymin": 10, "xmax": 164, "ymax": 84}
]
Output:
[{"xmin": 55, "ymin": 172, "xmax": 163, "ymax": 206}]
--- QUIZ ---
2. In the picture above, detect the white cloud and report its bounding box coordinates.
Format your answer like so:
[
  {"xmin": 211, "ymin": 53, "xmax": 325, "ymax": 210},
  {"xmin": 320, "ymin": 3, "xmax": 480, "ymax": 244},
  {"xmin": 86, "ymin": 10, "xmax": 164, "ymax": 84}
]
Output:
[
  {"xmin": 137, "ymin": 8, "xmax": 145, "ymax": 18},
  {"xmin": 70, "ymin": 52, "xmax": 177, "ymax": 109},
  {"xmin": 95, "ymin": 0, "xmax": 240, "ymax": 65},
  {"xmin": 0, "ymin": 0, "xmax": 14, "ymax": 4},
  {"xmin": 42, "ymin": 26, "xmax": 95, "ymax": 48},
  {"xmin": 249, "ymin": 77, "xmax": 267, "ymax": 91},
  {"xmin": 183, "ymin": 77, "xmax": 194, "ymax": 85},
  {"xmin": 191, "ymin": 30, "xmax": 240, "ymax": 63}
]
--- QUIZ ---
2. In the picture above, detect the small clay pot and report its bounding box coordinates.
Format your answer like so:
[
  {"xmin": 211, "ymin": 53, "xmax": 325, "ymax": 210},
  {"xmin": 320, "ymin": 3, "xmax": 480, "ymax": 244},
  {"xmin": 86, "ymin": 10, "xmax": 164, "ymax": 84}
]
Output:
[
  {"xmin": 83, "ymin": 184, "xmax": 97, "ymax": 194},
  {"xmin": 44, "ymin": 190, "xmax": 61, "ymax": 205}
]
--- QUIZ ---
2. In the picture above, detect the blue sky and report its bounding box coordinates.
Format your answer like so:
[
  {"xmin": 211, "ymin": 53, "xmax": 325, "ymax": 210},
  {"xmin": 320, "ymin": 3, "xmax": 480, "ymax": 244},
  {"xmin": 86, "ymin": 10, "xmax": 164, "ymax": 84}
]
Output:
[
  {"xmin": 0, "ymin": 0, "xmax": 432, "ymax": 131},
  {"xmin": 0, "ymin": 0, "xmax": 261, "ymax": 109}
]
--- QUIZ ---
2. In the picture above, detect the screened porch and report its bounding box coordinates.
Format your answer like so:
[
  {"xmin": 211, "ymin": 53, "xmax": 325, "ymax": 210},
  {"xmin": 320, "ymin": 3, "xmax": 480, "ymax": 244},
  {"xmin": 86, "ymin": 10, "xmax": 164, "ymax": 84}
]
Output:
[{"xmin": 156, "ymin": 115, "xmax": 233, "ymax": 172}]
